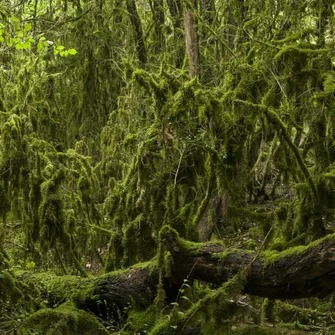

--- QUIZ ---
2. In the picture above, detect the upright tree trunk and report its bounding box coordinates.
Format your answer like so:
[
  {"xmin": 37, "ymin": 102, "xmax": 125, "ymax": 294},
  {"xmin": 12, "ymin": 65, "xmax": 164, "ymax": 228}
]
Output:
[
  {"xmin": 184, "ymin": 0, "xmax": 200, "ymax": 77},
  {"xmin": 126, "ymin": 0, "xmax": 147, "ymax": 65},
  {"xmin": 166, "ymin": 0, "xmax": 184, "ymax": 68},
  {"xmin": 200, "ymin": 0, "xmax": 216, "ymax": 83},
  {"xmin": 150, "ymin": 0, "xmax": 165, "ymax": 52}
]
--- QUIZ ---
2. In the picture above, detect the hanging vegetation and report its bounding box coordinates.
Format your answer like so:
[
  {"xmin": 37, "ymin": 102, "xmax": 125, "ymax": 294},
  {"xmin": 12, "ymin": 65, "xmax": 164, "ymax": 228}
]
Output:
[{"xmin": 1, "ymin": 0, "xmax": 335, "ymax": 334}]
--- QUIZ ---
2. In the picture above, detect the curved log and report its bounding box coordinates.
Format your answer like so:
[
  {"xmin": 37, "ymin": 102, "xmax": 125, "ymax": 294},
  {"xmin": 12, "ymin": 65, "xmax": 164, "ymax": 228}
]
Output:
[
  {"xmin": 161, "ymin": 226, "xmax": 335, "ymax": 299},
  {"xmin": 87, "ymin": 265, "xmax": 159, "ymax": 315},
  {"xmin": 24, "ymin": 230, "xmax": 335, "ymax": 318}
]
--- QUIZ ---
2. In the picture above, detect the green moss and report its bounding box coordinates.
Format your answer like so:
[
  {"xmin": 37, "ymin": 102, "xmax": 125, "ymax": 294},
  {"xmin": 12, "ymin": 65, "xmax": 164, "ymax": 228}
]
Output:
[
  {"xmin": 262, "ymin": 232, "xmax": 335, "ymax": 264},
  {"xmin": 212, "ymin": 249, "xmax": 253, "ymax": 267},
  {"xmin": 212, "ymin": 250, "xmax": 230, "ymax": 262},
  {"xmin": 18, "ymin": 303, "xmax": 108, "ymax": 335},
  {"xmin": 274, "ymin": 45, "xmax": 329, "ymax": 61},
  {"xmin": 260, "ymin": 298, "xmax": 272, "ymax": 324},
  {"xmin": 159, "ymin": 225, "xmax": 202, "ymax": 254},
  {"xmin": 123, "ymin": 305, "xmax": 157, "ymax": 334},
  {"xmin": 269, "ymin": 234, "xmax": 307, "ymax": 252},
  {"xmin": 0, "ymin": 270, "xmax": 23, "ymax": 303},
  {"xmin": 26, "ymin": 272, "xmax": 90, "ymax": 308},
  {"xmin": 149, "ymin": 272, "xmax": 246, "ymax": 335},
  {"xmin": 226, "ymin": 325, "xmax": 307, "ymax": 334}
]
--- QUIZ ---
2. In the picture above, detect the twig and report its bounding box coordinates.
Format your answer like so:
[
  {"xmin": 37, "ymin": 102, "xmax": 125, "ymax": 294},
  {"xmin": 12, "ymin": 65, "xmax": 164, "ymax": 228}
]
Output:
[
  {"xmin": 173, "ymin": 147, "xmax": 184, "ymax": 188},
  {"xmin": 270, "ymin": 70, "xmax": 288, "ymax": 99},
  {"xmin": 2, "ymin": 240, "xmax": 29, "ymax": 251},
  {"xmin": 88, "ymin": 223, "xmax": 113, "ymax": 235},
  {"xmin": 250, "ymin": 225, "xmax": 274, "ymax": 266},
  {"xmin": 186, "ymin": 259, "xmax": 198, "ymax": 280}
]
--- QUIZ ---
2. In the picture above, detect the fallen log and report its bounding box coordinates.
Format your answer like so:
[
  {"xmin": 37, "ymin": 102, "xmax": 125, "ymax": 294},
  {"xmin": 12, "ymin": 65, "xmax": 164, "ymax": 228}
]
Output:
[
  {"xmin": 161, "ymin": 226, "xmax": 335, "ymax": 299},
  {"xmin": 24, "ymin": 228, "xmax": 335, "ymax": 316}
]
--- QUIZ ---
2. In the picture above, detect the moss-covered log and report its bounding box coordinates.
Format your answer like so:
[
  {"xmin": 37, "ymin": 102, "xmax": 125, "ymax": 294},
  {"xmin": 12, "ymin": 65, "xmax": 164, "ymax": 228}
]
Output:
[
  {"xmin": 162, "ymin": 227, "xmax": 335, "ymax": 299},
  {"xmin": 80, "ymin": 265, "xmax": 159, "ymax": 316},
  {"xmin": 23, "ymin": 229, "xmax": 335, "ymax": 321}
]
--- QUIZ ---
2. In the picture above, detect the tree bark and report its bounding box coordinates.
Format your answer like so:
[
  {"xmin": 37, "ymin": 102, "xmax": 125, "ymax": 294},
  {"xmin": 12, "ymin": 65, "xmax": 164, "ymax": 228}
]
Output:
[
  {"xmin": 126, "ymin": 0, "xmax": 147, "ymax": 65},
  {"xmin": 150, "ymin": 0, "xmax": 165, "ymax": 51},
  {"xmin": 184, "ymin": 0, "xmax": 200, "ymax": 77},
  {"xmin": 166, "ymin": 0, "xmax": 184, "ymax": 68},
  {"xmin": 162, "ymin": 228, "xmax": 335, "ymax": 299}
]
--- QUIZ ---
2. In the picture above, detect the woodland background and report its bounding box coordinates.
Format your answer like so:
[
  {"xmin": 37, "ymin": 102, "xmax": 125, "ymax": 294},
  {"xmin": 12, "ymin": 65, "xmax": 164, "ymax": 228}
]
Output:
[{"xmin": 1, "ymin": 0, "xmax": 335, "ymax": 334}]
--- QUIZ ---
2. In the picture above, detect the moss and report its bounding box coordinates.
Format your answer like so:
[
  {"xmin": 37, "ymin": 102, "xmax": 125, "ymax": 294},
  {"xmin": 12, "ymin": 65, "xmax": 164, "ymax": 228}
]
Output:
[
  {"xmin": 149, "ymin": 272, "xmax": 246, "ymax": 335},
  {"xmin": 273, "ymin": 300, "xmax": 335, "ymax": 326},
  {"xmin": 225, "ymin": 325, "xmax": 307, "ymax": 334},
  {"xmin": 262, "ymin": 232, "xmax": 335, "ymax": 264},
  {"xmin": 260, "ymin": 298, "xmax": 274, "ymax": 324},
  {"xmin": 0, "ymin": 270, "xmax": 23, "ymax": 303},
  {"xmin": 18, "ymin": 303, "xmax": 108, "ymax": 335},
  {"xmin": 159, "ymin": 225, "xmax": 205, "ymax": 255},
  {"xmin": 269, "ymin": 234, "xmax": 307, "ymax": 252},
  {"xmin": 212, "ymin": 250, "xmax": 230, "ymax": 262},
  {"xmin": 26, "ymin": 272, "xmax": 90, "ymax": 308},
  {"xmin": 122, "ymin": 305, "xmax": 157, "ymax": 334},
  {"xmin": 212, "ymin": 249, "xmax": 253, "ymax": 265},
  {"xmin": 274, "ymin": 45, "xmax": 329, "ymax": 61}
]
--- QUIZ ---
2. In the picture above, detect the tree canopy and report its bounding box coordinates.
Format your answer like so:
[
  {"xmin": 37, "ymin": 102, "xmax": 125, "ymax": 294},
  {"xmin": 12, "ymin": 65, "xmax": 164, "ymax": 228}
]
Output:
[{"xmin": 1, "ymin": 0, "xmax": 335, "ymax": 334}]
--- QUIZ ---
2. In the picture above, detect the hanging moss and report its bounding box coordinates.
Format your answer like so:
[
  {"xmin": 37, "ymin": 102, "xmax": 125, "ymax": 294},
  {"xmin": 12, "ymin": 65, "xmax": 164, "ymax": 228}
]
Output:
[{"xmin": 2, "ymin": 0, "xmax": 335, "ymax": 332}]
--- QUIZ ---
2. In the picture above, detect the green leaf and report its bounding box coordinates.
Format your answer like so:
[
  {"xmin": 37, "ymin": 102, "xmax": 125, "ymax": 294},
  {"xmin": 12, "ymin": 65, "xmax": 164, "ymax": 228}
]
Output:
[
  {"xmin": 180, "ymin": 295, "xmax": 192, "ymax": 302},
  {"xmin": 26, "ymin": 261, "xmax": 35, "ymax": 269},
  {"xmin": 10, "ymin": 16, "xmax": 20, "ymax": 23},
  {"xmin": 17, "ymin": 31, "xmax": 24, "ymax": 38},
  {"xmin": 24, "ymin": 23, "xmax": 32, "ymax": 31},
  {"xmin": 67, "ymin": 48, "xmax": 77, "ymax": 55},
  {"xmin": 56, "ymin": 45, "xmax": 65, "ymax": 50},
  {"xmin": 22, "ymin": 42, "xmax": 31, "ymax": 49},
  {"xmin": 37, "ymin": 42, "xmax": 44, "ymax": 50}
]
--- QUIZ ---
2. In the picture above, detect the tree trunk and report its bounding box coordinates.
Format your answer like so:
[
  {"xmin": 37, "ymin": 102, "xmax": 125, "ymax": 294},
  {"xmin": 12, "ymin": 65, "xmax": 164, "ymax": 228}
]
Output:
[
  {"xmin": 184, "ymin": 0, "xmax": 200, "ymax": 77},
  {"xmin": 126, "ymin": 0, "xmax": 147, "ymax": 65},
  {"xmin": 166, "ymin": 0, "xmax": 184, "ymax": 68},
  {"xmin": 150, "ymin": 0, "xmax": 165, "ymax": 52}
]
